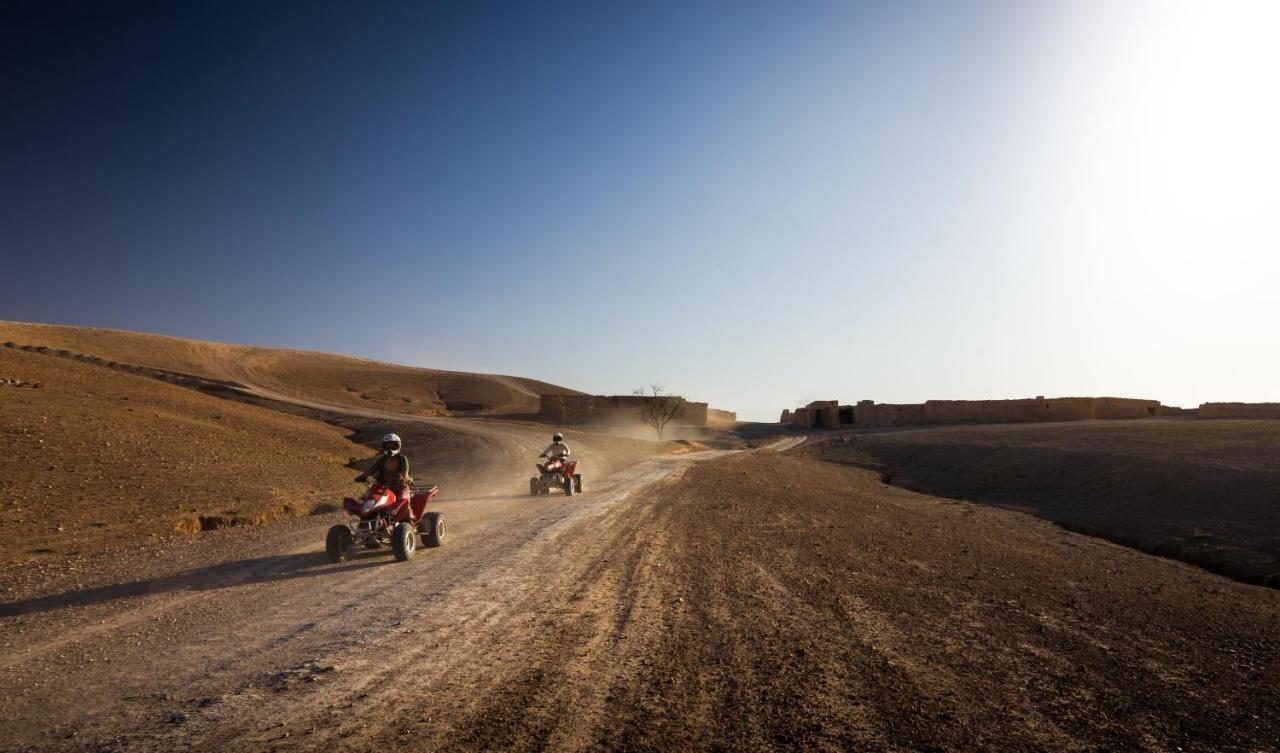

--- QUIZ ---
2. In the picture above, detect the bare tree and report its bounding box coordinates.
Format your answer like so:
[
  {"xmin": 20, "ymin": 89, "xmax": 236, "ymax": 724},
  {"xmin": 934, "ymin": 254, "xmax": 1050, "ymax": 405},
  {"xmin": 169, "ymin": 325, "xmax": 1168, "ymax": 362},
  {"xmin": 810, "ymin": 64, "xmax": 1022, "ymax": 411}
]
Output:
[{"xmin": 633, "ymin": 384, "xmax": 685, "ymax": 440}]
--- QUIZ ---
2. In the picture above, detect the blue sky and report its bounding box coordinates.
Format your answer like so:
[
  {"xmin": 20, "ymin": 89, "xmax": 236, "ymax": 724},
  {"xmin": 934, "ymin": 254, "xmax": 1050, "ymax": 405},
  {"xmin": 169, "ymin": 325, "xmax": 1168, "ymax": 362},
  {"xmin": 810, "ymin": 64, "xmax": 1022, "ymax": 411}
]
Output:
[{"xmin": 3, "ymin": 1, "xmax": 1277, "ymax": 421}]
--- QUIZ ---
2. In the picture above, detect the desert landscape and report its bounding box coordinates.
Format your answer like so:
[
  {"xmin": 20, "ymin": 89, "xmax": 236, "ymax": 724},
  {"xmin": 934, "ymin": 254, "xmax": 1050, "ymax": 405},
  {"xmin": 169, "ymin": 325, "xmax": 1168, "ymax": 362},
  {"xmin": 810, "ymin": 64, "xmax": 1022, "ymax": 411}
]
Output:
[
  {"xmin": 1, "ymin": 321, "xmax": 1278, "ymax": 752},
  {"xmin": 822, "ymin": 420, "xmax": 1280, "ymax": 588},
  {"xmin": 6, "ymin": 2, "xmax": 1280, "ymax": 750}
]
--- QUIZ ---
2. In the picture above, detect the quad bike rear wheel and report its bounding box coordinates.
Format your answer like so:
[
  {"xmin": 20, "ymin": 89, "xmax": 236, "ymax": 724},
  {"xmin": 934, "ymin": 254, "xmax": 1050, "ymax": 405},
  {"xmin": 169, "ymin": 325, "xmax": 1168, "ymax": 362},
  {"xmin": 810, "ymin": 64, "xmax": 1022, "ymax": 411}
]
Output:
[
  {"xmin": 325, "ymin": 525, "xmax": 353, "ymax": 563},
  {"xmin": 418, "ymin": 511, "xmax": 445, "ymax": 548},
  {"xmin": 574, "ymin": 474, "xmax": 583, "ymax": 493},
  {"xmin": 391, "ymin": 521, "xmax": 417, "ymax": 561}
]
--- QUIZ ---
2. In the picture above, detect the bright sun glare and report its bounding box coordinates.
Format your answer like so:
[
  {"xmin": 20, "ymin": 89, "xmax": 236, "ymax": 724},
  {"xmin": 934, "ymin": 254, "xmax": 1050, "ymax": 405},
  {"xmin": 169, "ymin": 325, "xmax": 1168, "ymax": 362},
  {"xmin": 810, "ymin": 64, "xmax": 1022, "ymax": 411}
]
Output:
[
  {"xmin": 1037, "ymin": 0, "xmax": 1279, "ymax": 284},
  {"xmin": 1004, "ymin": 0, "xmax": 1280, "ymax": 406}
]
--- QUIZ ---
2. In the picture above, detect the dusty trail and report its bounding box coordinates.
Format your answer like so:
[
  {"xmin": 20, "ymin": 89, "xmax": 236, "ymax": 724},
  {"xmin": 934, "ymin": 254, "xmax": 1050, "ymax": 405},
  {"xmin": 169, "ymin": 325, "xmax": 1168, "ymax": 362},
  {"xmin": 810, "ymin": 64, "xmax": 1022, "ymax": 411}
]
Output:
[
  {"xmin": 0, "ymin": 377, "xmax": 721, "ymax": 752},
  {"xmin": 127, "ymin": 453, "xmax": 734, "ymax": 753},
  {"xmin": 4, "ymin": 355, "xmax": 1275, "ymax": 752}
]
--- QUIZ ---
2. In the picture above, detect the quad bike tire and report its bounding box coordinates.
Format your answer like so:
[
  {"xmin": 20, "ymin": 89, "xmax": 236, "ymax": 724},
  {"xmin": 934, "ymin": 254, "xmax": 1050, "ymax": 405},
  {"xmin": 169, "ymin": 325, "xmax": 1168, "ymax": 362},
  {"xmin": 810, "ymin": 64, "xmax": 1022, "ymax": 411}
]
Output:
[
  {"xmin": 325, "ymin": 525, "xmax": 353, "ymax": 563},
  {"xmin": 530, "ymin": 477, "xmax": 539, "ymax": 496},
  {"xmin": 418, "ymin": 511, "xmax": 445, "ymax": 548},
  {"xmin": 574, "ymin": 474, "xmax": 583, "ymax": 493},
  {"xmin": 391, "ymin": 521, "xmax": 417, "ymax": 561},
  {"xmin": 563, "ymin": 477, "xmax": 574, "ymax": 496}
]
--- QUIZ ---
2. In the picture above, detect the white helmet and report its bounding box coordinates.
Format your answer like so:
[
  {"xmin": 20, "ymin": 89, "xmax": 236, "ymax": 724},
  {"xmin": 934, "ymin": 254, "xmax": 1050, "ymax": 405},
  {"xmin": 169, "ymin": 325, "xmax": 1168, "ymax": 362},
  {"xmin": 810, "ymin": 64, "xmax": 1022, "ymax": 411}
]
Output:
[{"xmin": 381, "ymin": 433, "xmax": 402, "ymax": 454}]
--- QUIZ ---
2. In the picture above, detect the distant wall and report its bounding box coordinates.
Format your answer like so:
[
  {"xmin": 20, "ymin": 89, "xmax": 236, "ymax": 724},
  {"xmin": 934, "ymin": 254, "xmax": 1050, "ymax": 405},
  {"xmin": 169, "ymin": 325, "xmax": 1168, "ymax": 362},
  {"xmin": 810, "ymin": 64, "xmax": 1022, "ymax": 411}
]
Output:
[
  {"xmin": 787, "ymin": 400, "xmax": 839, "ymax": 428},
  {"xmin": 924, "ymin": 398, "xmax": 1089, "ymax": 424},
  {"xmin": 707, "ymin": 408, "xmax": 737, "ymax": 424},
  {"xmin": 1199, "ymin": 402, "xmax": 1280, "ymax": 419},
  {"xmin": 854, "ymin": 400, "xmax": 926, "ymax": 427},
  {"xmin": 539, "ymin": 394, "xmax": 710, "ymax": 426},
  {"xmin": 783, "ymin": 396, "xmax": 1164, "ymax": 428},
  {"xmin": 784, "ymin": 396, "xmax": 1280, "ymax": 427},
  {"xmin": 1091, "ymin": 397, "xmax": 1161, "ymax": 419},
  {"xmin": 682, "ymin": 401, "xmax": 710, "ymax": 425},
  {"xmin": 813, "ymin": 401, "xmax": 839, "ymax": 429}
]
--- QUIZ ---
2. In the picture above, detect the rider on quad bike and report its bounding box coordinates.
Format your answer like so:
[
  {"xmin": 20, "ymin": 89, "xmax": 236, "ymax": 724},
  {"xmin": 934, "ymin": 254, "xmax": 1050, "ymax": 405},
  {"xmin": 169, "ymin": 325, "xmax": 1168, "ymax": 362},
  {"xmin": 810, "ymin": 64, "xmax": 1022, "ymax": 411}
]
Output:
[
  {"xmin": 531, "ymin": 432, "xmax": 581, "ymax": 496},
  {"xmin": 330, "ymin": 433, "xmax": 441, "ymax": 562},
  {"xmin": 356, "ymin": 433, "xmax": 412, "ymax": 503},
  {"xmin": 540, "ymin": 432, "xmax": 571, "ymax": 462}
]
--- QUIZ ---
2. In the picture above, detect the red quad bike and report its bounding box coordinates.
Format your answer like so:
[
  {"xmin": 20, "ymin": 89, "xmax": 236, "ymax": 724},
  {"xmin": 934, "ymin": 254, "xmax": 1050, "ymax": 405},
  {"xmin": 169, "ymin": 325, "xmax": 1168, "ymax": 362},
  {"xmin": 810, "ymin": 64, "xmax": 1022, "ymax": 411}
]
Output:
[
  {"xmin": 530, "ymin": 457, "xmax": 583, "ymax": 496},
  {"xmin": 325, "ymin": 483, "xmax": 444, "ymax": 563}
]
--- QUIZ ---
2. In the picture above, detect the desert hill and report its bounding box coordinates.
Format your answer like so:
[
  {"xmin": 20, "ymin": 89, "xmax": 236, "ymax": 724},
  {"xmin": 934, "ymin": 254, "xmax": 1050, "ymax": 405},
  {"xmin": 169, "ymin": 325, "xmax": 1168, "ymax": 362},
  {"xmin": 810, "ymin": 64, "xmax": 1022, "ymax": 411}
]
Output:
[
  {"xmin": 0, "ymin": 321, "xmax": 589, "ymax": 562},
  {"xmin": 0, "ymin": 343, "xmax": 367, "ymax": 561},
  {"xmin": 0, "ymin": 321, "xmax": 580, "ymax": 417}
]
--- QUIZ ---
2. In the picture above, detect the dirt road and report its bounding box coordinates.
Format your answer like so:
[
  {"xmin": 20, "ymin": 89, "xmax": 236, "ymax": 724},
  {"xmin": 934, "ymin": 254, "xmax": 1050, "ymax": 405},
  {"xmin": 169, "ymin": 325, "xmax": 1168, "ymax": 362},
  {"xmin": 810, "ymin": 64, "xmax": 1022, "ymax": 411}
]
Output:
[
  {"xmin": 4, "ymin": 408, "xmax": 1278, "ymax": 752},
  {"xmin": 0, "ymin": 399, "xmax": 725, "ymax": 752}
]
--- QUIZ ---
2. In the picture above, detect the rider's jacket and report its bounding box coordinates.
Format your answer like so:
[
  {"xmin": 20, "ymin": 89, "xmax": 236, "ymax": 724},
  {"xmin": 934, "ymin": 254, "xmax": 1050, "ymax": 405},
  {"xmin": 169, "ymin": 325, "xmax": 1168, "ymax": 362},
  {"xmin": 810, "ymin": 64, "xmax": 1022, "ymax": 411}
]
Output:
[
  {"xmin": 369, "ymin": 452, "xmax": 412, "ymax": 484},
  {"xmin": 540, "ymin": 442, "xmax": 571, "ymax": 459}
]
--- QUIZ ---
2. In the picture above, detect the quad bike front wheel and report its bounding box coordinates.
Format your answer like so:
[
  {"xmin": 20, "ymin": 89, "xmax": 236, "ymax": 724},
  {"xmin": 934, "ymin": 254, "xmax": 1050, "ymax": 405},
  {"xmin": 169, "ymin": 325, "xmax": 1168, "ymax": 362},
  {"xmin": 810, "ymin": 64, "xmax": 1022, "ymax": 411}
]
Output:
[
  {"xmin": 325, "ymin": 525, "xmax": 353, "ymax": 563},
  {"xmin": 574, "ymin": 474, "xmax": 583, "ymax": 493},
  {"xmin": 418, "ymin": 511, "xmax": 445, "ymax": 548},
  {"xmin": 391, "ymin": 521, "xmax": 417, "ymax": 561},
  {"xmin": 563, "ymin": 477, "xmax": 574, "ymax": 496},
  {"xmin": 529, "ymin": 477, "xmax": 539, "ymax": 496}
]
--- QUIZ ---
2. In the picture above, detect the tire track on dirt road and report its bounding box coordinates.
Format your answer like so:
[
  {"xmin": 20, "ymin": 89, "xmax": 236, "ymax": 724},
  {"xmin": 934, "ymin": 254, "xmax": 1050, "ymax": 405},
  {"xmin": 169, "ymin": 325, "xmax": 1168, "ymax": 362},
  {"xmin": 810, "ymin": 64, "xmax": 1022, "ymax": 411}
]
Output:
[
  {"xmin": 133, "ymin": 452, "xmax": 734, "ymax": 753},
  {"xmin": 0, "ymin": 406, "xmax": 733, "ymax": 753}
]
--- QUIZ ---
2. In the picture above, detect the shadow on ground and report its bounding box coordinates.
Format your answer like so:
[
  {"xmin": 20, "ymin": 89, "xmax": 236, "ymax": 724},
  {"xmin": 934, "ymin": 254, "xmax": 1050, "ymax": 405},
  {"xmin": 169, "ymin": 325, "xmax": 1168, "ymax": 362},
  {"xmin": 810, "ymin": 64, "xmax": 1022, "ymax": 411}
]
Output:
[{"xmin": 0, "ymin": 552, "xmax": 391, "ymax": 617}]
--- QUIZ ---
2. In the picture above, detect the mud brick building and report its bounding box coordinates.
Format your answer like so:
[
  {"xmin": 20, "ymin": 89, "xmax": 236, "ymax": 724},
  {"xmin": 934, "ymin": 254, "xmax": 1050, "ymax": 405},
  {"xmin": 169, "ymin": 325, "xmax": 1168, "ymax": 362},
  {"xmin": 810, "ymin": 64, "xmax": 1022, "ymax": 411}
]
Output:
[
  {"xmin": 782, "ymin": 396, "xmax": 1182, "ymax": 429},
  {"xmin": 1198, "ymin": 402, "xmax": 1280, "ymax": 419}
]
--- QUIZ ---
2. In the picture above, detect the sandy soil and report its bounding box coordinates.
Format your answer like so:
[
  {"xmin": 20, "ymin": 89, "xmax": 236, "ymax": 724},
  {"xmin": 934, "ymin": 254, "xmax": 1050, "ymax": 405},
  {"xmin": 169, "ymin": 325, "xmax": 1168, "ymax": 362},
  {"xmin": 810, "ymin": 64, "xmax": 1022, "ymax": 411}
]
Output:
[
  {"xmin": 4, "ymin": 447, "xmax": 1277, "ymax": 752},
  {"xmin": 0, "ymin": 322, "xmax": 696, "ymax": 752},
  {"xmin": 3, "ymin": 323, "xmax": 1277, "ymax": 752},
  {"xmin": 0, "ymin": 440, "xmax": 728, "ymax": 752},
  {"xmin": 0, "ymin": 344, "xmax": 365, "ymax": 561},
  {"xmin": 0, "ymin": 324, "xmax": 651, "ymax": 563},
  {"xmin": 825, "ymin": 420, "xmax": 1280, "ymax": 587},
  {"xmin": 0, "ymin": 321, "xmax": 577, "ymax": 416}
]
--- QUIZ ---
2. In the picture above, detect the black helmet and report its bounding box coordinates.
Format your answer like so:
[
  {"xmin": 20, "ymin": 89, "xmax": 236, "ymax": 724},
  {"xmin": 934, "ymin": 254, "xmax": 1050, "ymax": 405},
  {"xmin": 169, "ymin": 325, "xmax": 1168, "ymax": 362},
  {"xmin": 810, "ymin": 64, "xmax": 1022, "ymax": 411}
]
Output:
[{"xmin": 553, "ymin": 433, "xmax": 563, "ymax": 443}]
